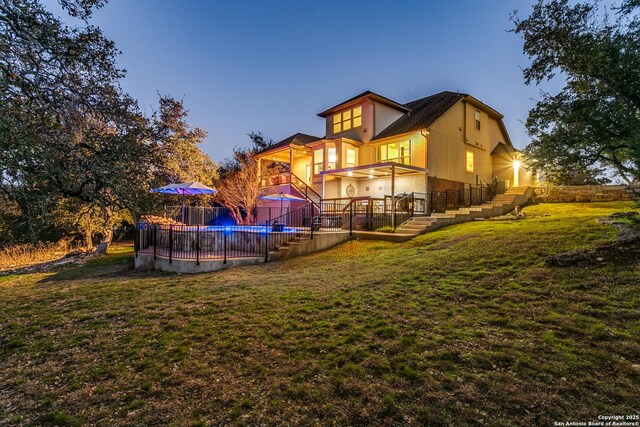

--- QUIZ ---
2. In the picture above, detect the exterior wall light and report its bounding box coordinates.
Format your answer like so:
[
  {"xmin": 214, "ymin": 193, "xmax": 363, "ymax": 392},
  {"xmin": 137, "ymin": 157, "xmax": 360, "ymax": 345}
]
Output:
[
  {"xmin": 513, "ymin": 158, "xmax": 521, "ymax": 187},
  {"xmin": 513, "ymin": 159, "xmax": 521, "ymax": 170}
]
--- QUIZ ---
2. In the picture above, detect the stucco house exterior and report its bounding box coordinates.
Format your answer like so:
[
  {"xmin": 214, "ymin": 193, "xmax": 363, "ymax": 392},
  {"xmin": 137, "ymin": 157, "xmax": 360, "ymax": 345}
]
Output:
[{"xmin": 254, "ymin": 90, "xmax": 533, "ymax": 211}]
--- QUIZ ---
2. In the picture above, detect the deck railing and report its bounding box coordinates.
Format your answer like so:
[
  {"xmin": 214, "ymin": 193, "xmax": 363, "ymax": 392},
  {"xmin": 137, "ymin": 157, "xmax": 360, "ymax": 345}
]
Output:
[
  {"xmin": 426, "ymin": 183, "xmax": 495, "ymax": 214},
  {"xmin": 135, "ymin": 223, "xmax": 303, "ymax": 264},
  {"xmin": 164, "ymin": 206, "xmax": 303, "ymax": 226},
  {"xmin": 156, "ymin": 184, "xmax": 498, "ymax": 244}
]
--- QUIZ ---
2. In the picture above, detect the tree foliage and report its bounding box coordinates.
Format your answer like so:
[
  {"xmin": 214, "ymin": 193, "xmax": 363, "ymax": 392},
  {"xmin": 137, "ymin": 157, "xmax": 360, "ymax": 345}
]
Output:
[
  {"xmin": 512, "ymin": 0, "xmax": 640, "ymax": 185},
  {"xmin": 0, "ymin": 0, "xmax": 217, "ymax": 250},
  {"xmin": 215, "ymin": 132, "xmax": 275, "ymax": 225}
]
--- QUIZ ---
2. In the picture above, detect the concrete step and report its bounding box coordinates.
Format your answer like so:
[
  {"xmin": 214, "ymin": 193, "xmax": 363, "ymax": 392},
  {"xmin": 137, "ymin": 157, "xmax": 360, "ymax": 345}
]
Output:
[
  {"xmin": 446, "ymin": 207, "xmax": 484, "ymax": 214},
  {"xmin": 396, "ymin": 228, "xmax": 422, "ymax": 235},
  {"xmin": 408, "ymin": 217, "xmax": 438, "ymax": 222},
  {"xmin": 430, "ymin": 213, "xmax": 456, "ymax": 219},
  {"xmin": 404, "ymin": 219, "xmax": 437, "ymax": 225},
  {"xmin": 400, "ymin": 224, "xmax": 431, "ymax": 230}
]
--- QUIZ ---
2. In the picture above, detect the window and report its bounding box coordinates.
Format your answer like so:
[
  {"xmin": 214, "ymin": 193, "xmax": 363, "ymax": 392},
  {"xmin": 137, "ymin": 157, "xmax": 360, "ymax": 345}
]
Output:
[
  {"xmin": 333, "ymin": 105, "xmax": 362, "ymax": 134},
  {"xmin": 333, "ymin": 114, "xmax": 341, "ymax": 134},
  {"xmin": 327, "ymin": 147, "xmax": 337, "ymax": 170},
  {"xmin": 346, "ymin": 148, "xmax": 356, "ymax": 168},
  {"xmin": 475, "ymin": 109, "xmax": 481, "ymax": 131},
  {"xmin": 466, "ymin": 150, "xmax": 474, "ymax": 172},
  {"xmin": 377, "ymin": 140, "xmax": 411, "ymax": 165},
  {"xmin": 314, "ymin": 148, "xmax": 324, "ymax": 174}
]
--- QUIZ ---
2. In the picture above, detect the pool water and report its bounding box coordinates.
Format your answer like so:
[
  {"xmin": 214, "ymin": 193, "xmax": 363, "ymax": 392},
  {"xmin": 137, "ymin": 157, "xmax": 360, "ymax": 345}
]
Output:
[{"xmin": 203, "ymin": 225, "xmax": 300, "ymax": 233}]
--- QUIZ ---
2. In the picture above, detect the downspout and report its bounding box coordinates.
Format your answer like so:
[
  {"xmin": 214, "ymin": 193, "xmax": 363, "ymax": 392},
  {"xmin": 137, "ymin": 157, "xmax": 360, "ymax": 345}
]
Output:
[
  {"xmin": 391, "ymin": 165, "xmax": 396, "ymax": 230},
  {"xmin": 421, "ymin": 130, "xmax": 430, "ymax": 211}
]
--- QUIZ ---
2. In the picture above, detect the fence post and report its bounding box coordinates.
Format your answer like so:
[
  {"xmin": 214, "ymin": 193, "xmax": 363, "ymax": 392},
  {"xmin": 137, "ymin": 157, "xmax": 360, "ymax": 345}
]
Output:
[
  {"xmin": 411, "ymin": 192, "xmax": 415, "ymax": 217},
  {"xmin": 153, "ymin": 225, "xmax": 157, "ymax": 260},
  {"xmin": 265, "ymin": 221, "xmax": 270, "ymax": 261},
  {"xmin": 223, "ymin": 229, "xmax": 227, "ymax": 264},
  {"xmin": 444, "ymin": 191, "xmax": 448, "ymax": 211},
  {"xmin": 196, "ymin": 225, "xmax": 200, "ymax": 266},
  {"xmin": 169, "ymin": 224, "xmax": 173, "ymax": 264},
  {"xmin": 429, "ymin": 191, "xmax": 433, "ymax": 216},
  {"xmin": 480, "ymin": 185, "xmax": 483, "ymax": 204},
  {"xmin": 134, "ymin": 224, "xmax": 139, "ymax": 257},
  {"xmin": 349, "ymin": 202, "xmax": 353, "ymax": 236}
]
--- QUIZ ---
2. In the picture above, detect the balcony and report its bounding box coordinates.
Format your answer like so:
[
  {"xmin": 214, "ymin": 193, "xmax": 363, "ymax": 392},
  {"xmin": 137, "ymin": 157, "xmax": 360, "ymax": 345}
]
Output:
[{"xmin": 259, "ymin": 172, "xmax": 291, "ymax": 187}]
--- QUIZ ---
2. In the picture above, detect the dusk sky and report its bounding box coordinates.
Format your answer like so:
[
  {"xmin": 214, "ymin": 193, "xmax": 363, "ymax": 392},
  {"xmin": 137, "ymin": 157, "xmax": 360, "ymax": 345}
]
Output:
[{"xmin": 49, "ymin": 0, "xmax": 562, "ymax": 161}]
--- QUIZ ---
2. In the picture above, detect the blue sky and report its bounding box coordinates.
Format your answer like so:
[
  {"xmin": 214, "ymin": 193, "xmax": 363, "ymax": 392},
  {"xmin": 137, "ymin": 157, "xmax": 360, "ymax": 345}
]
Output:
[{"xmin": 48, "ymin": 0, "xmax": 560, "ymax": 161}]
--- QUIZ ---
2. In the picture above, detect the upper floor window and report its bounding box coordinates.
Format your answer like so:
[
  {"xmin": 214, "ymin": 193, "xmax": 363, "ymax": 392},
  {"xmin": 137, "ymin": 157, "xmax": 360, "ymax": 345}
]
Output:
[
  {"xmin": 466, "ymin": 150, "xmax": 474, "ymax": 172},
  {"xmin": 474, "ymin": 109, "xmax": 481, "ymax": 131},
  {"xmin": 314, "ymin": 148, "xmax": 324, "ymax": 174},
  {"xmin": 378, "ymin": 140, "xmax": 411, "ymax": 165},
  {"xmin": 333, "ymin": 106, "xmax": 362, "ymax": 134},
  {"xmin": 345, "ymin": 148, "xmax": 356, "ymax": 168}
]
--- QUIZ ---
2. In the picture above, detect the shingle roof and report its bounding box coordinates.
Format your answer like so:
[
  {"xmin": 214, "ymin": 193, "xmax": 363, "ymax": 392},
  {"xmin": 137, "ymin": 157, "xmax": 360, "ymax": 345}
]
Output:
[
  {"xmin": 317, "ymin": 91, "xmax": 410, "ymax": 117},
  {"xmin": 491, "ymin": 142, "xmax": 519, "ymax": 155},
  {"xmin": 254, "ymin": 132, "xmax": 320, "ymax": 155},
  {"xmin": 372, "ymin": 91, "xmax": 466, "ymax": 140}
]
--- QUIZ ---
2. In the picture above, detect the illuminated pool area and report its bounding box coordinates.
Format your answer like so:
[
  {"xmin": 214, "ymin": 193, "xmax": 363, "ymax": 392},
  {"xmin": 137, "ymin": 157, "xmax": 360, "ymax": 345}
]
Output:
[{"xmin": 134, "ymin": 222, "xmax": 351, "ymax": 273}]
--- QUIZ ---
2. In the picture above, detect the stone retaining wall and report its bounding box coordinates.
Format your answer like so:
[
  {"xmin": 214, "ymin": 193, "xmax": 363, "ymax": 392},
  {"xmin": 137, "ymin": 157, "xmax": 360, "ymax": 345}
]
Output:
[{"xmin": 535, "ymin": 185, "xmax": 637, "ymax": 203}]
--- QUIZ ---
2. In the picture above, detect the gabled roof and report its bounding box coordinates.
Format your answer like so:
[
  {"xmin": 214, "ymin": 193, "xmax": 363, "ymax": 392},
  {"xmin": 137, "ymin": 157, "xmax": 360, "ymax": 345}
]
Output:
[
  {"xmin": 373, "ymin": 91, "xmax": 466, "ymax": 140},
  {"xmin": 317, "ymin": 90, "xmax": 410, "ymax": 117},
  {"xmin": 371, "ymin": 91, "xmax": 513, "ymax": 147},
  {"xmin": 491, "ymin": 142, "xmax": 519, "ymax": 156},
  {"xmin": 254, "ymin": 132, "xmax": 320, "ymax": 156}
]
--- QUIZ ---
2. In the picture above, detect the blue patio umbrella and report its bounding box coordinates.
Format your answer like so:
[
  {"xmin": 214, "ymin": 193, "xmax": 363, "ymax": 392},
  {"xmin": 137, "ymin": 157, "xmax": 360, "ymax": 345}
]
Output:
[
  {"xmin": 151, "ymin": 181, "xmax": 217, "ymax": 223},
  {"xmin": 260, "ymin": 192, "xmax": 305, "ymax": 218}
]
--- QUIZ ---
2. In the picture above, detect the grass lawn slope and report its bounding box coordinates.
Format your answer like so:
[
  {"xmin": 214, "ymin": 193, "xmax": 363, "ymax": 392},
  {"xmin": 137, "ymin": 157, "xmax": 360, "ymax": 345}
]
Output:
[{"xmin": 0, "ymin": 202, "xmax": 638, "ymax": 426}]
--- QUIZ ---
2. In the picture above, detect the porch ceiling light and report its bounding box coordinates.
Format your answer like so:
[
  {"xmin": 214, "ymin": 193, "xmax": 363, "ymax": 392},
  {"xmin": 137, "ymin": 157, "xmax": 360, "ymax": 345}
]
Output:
[
  {"xmin": 368, "ymin": 174, "xmax": 374, "ymax": 179},
  {"xmin": 513, "ymin": 159, "xmax": 521, "ymax": 170},
  {"xmin": 347, "ymin": 170, "xmax": 353, "ymax": 177},
  {"xmin": 369, "ymin": 168, "xmax": 374, "ymax": 173}
]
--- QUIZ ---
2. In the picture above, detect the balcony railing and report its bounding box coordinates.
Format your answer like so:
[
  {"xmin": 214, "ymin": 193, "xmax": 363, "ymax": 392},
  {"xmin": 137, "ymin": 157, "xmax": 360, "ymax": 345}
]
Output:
[{"xmin": 260, "ymin": 172, "xmax": 291, "ymax": 187}]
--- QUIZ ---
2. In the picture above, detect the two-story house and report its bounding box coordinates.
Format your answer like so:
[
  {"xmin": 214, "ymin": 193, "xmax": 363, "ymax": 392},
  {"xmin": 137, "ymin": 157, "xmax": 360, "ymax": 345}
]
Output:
[{"xmin": 255, "ymin": 90, "xmax": 533, "ymax": 211}]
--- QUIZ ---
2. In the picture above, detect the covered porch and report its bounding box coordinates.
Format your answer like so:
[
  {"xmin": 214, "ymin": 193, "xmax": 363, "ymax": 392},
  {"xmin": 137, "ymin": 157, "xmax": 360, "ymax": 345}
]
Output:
[
  {"xmin": 319, "ymin": 162, "xmax": 428, "ymax": 204},
  {"xmin": 319, "ymin": 162, "xmax": 429, "ymax": 229},
  {"xmin": 256, "ymin": 145, "xmax": 313, "ymax": 188}
]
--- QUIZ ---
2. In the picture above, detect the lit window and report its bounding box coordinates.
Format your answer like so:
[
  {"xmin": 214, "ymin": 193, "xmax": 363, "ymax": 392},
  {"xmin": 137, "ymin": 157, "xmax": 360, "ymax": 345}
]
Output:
[
  {"xmin": 333, "ymin": 113, "xmax": 342, "ymax": 134},
  {"xmin": 346, "ymin": 148, "xmax": 356, "ymax": 168},
  {"xmin": 466, "ymin": 150, "xmax": 474, "ymax": 172},
  {"xmin": 342, "ymin": 110, "xmax": 351, "ymax": 130},
  {"xmin": 475, "ymin": 109, "xmax": 481, "ymax": 131},
  {"xmin": 377, "ymin": 140, "xmax": 411, "ymax": 165},
  {"xmin": 327, "ymin": 147, "xmax": 337, "ymax": 170},
  {"xmin": 314, "ymin": 148, "xmax": 324, "ymax": 174},
  {"xmin": 333, "ymin": 105, "xmax": 362, "ymax": 134},
  {"xmin": 352, "ymin": 106, "xmax": 362, "ymax": 127}
]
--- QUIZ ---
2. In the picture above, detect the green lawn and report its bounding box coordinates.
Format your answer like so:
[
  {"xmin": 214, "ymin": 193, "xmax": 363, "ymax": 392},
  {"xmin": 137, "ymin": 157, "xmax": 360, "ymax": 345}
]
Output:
[{"xmin": 0, "ymin": 202, "xmax": 638, "ymax": 426}]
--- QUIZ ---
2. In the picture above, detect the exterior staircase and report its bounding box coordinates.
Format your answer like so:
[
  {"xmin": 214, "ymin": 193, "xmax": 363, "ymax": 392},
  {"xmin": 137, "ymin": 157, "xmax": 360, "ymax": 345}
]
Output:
[
  {"xmin": 267, "ymin": 231, "xmax": 351, "ymax": 261},
  {"xmin": 395, "ymin": 186, "xmax": 534, "ymax": 236}
]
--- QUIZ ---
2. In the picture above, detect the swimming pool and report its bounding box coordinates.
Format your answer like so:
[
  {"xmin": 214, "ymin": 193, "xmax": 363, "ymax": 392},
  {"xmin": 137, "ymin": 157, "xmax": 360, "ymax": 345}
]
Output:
[{"xmin": 134, "ymin": 222, "xmax": 308, "ymax": 262}]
